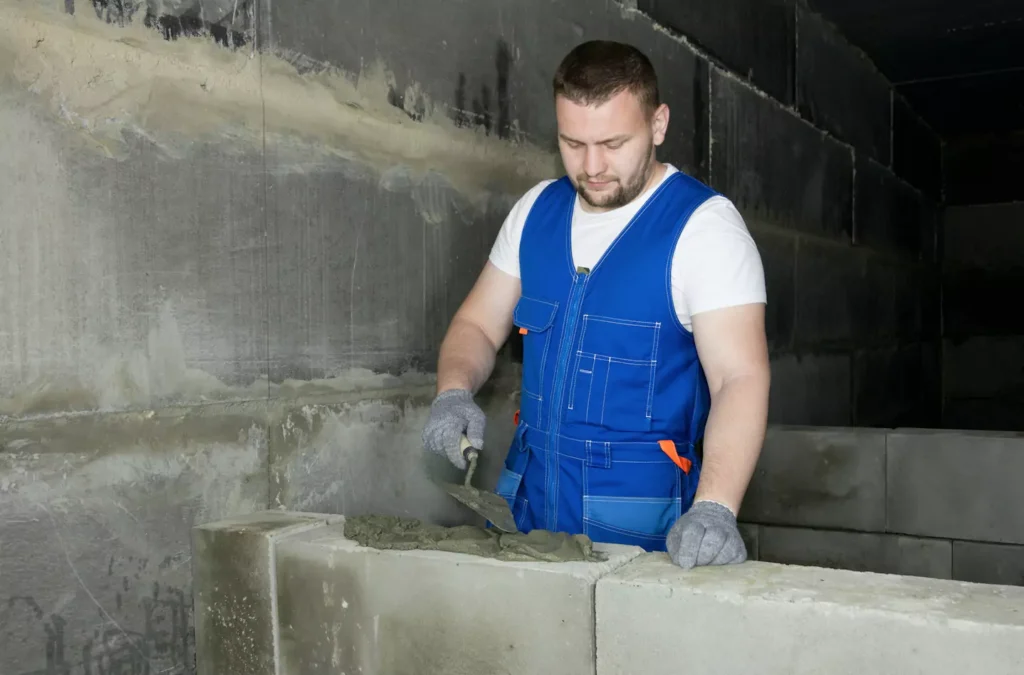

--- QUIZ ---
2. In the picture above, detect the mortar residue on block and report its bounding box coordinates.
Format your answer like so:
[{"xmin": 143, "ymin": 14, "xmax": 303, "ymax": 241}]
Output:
[
  {"xmin": 274, "ymin": 518, "xmax": 644, "ymax": 675},
  {"xmin": 192, "ymin": 511, "xmax": 338, "ymax": 675},
  {"xmin": 595, "ymin": 553, "xmax": 1024, "ymax": 675},
  {"xmin": 0, "ymin": 1, "xmax": 560, "ymax": 202},
  {"xmin": 343, "ymin": 514, "xmax": 605, "ymax": 562}
]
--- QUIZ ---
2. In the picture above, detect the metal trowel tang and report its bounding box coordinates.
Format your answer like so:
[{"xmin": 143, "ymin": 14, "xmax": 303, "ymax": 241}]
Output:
[{"xmin": 441, "ymin": 435, "xmax": 520, "ymax": 534}]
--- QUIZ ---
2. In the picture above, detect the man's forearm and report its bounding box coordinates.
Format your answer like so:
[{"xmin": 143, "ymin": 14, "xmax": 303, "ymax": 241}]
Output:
[
  {"xmin": 693, "ymin": 371, "xmax": 770, "ymax": 515},
  {"xmin": 436, "ymin": 317, "xmax": 501, "ymax": 394}
]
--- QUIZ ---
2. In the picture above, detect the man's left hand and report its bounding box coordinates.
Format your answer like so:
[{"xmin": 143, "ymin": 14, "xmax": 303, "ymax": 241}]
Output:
[{"xmin": 666, "ymin": 500, "xmax": 747, "ymax": 569}]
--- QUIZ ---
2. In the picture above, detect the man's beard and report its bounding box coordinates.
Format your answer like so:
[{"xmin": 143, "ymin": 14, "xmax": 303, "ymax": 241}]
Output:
[{"xmin": 575, "ymin": 146, "xmax": 656, "ymax": 210}]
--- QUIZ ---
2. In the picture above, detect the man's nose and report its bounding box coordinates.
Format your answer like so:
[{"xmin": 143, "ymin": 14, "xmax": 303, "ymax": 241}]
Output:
[{"xmin": 583, "ymin": 146, "xmax": 606, "ymax": 176}]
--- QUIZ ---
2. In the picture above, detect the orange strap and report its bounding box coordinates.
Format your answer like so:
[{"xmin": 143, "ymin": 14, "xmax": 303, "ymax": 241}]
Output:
[
  {"xmin": 519, "ymin": 327, "xmax": 528, "ymax": 334},
  {"xmin": 658, "ymin": 440, "xmax": 692, "ymax": 474},
  {"xmin": 513, "ymin": 409, "xmax": 520, "ymax": 424}
]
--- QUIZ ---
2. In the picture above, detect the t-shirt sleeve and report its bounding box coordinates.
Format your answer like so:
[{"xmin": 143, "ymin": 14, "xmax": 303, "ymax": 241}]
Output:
[
  {"xmin": 673, "ymin": 197, "xmax": 767, "ymax": 322},
  {"xmin": 487, "ymin": 180, "xmax": 555, "ymax": 279}
]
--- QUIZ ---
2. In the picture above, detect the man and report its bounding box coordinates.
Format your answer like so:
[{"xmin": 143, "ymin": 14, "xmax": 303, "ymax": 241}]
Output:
[{"xmin": 422, "ymin": 40, "xmax": 770, "ymax": 569}]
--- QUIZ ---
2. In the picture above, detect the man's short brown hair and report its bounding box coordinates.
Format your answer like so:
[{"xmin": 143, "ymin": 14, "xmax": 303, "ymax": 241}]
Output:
[{"xmin": 552, "ymin": 40, "xmax": 660, "ymax": 117}]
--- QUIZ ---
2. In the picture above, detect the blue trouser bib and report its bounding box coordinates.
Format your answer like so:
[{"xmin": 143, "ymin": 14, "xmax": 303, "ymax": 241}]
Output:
[
  {"xmin": 496, "ymin": 171, "xmax": 718, "ymax": 552},
  {"xmin": 496, "ymin": 421, "xmax": 701, "ymax": 551}
]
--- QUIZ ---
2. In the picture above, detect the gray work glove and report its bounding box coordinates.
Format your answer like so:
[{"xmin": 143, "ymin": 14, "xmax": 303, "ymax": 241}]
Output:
[
  {"xmin": 421, "ymin": 388, "xmax": 486, "ymax": 470},
  {"xmin": 666, "ymin": 500, "xmax": 747, "ymax": 569}
]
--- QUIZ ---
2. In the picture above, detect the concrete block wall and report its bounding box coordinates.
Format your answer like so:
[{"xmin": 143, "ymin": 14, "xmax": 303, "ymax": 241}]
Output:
[
  {"xmin": 1, "ymin": 0, "xmax": 942, "ymax": 426},
  {"xmin": 192, "ymin": 511, "xmax": 1024, "ymax": 675},
  {"xmin": 639, "ymin": 0, "xmax": 943, "ymax": 427},
  {"xmin": 0, "ymin": 381, "xmax": 517, "ymax": 675},
  {"xmin": 941, "ymin": 203, "xmax": 1024, "ymax": 431},
  {"xmin": 738, "ymin": 425, "xmax": 1024, "ymax": 587}
]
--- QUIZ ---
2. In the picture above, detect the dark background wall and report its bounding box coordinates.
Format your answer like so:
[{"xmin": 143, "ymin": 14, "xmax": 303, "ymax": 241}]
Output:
[{"xmin": 638, "ymin": 0, "xmax": 943, "ymax": 427}]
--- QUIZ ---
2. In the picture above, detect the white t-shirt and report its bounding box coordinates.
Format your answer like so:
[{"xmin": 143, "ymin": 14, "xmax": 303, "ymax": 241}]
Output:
[{"xmin": 488, "ymin": 164, "xmax": 767, "ymax": 331}]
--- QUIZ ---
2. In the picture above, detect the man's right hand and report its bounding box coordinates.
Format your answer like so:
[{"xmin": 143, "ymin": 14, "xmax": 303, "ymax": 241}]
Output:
[{"xmin": 422, "ymin": 389, "xmax": 486, "ymax": 470}]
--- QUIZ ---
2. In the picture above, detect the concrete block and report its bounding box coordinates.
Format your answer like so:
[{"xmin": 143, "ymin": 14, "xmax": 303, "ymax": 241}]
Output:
[
  {"xmin": 596, "ymin": 554, "xmax": 1024, "ymax": 675},
  {"xmin": 794, "ymin": 241, "xmax": 863, "ymax": 345},
  {"xmin": 266, "ymin": 0, "xmax": 707, "ymax": 178},
  {"xmin": 740, "ymin": 426, "xmax": 886, "ymax": 531},
  {"xmin": 854, "ymin": 155, "xmax": 925, "ymax": 257},
  {"xmin": 267, "ymin": 381, "xmax": 519, "ymax": 525},
  {"xmin": 900, "ymin": 68, "xmax": 1024, "ymax": 138},
  {"xmin": 892, "ymin": 94, "xmax": 942, "ymax": 200},
  {"xmin": 944, "ymin": 203, "xmax": 1024, "ymax": 270},
  {"xmin": 638, "ymin": 0, "xmax": 796, "ymax": 103},
  {"xmin": 796, "ymin": 7, "xmax": 892, "ymax": 163},
  {"xmin": 758, "ymin": 525, "xmax": 952, "ymax": 580},
  {"xmin": 0, "ymin": 405, "xmax": 268, "ymax": 675},
  {"xmin": 944, "ymin": 133, "xmax": 1024, "ymax": 206},
  {"xmin": 887, "ymin": 429, "xmax": 1024, "ymax": 545},
  {"xmin": 943, "ymin": 335, "xmax": 1024, "ymax": 401},
  {"xmin": 942, "ymin": 398, "xmax": 1024, "ymax": 434},
  {"xmin": 747, "ymin": 225, "xmax": 796, "ymax": 351},
  {"xmin": 265, "ymin": 160, "xmax": 520, "ymax": 379},
  {"xmin": 942, "ymin": 267, "xmax": 1024, "ymax": 338},
  {"xmin": 192, "ymin": 511, "xmax": 337, "ymax": 675},
  {"xmin": 0, "ymin": 88, "xmax": 269, "ymax": 411},
  {"xmin": 918, "ymin": 340, "xmax": 944, "ymax": 428},
  {"xmin": 853, "ymin": 257, "xmax": 898, "ymax": 343},
  {"xmin": 921, "ymin": 265, "xmax": 942, "ymax": 339},
  {"xmin": 892, "ymin": 263, "xmax": 926, "ymax": 341},
  {"xmin": 737, "ymin": 523, "xmax": 759, "ymax": 560},
  {"xmin": 710, "ymin": 70, "xmax": 853, "ymax": 241},
  {"xmin": 274, "ymin": 520, "xmax": 644, "ymax": 675},
  {"xmin": 954, "ymin": 541, "xmax": 1024, "ymax": 587},
  {"xmin": 853, "ymin": 344, "xmax": 929, "ymax": 427},
  {"xmin": 767, "ymin": 353, "xmax": 851, "ymax": 426},
  {"xmin": 943, "ymin": 335, "xmax": 1024, "ymax": 430}
]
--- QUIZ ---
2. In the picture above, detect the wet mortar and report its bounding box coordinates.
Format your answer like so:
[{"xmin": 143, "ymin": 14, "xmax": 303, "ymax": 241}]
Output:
[{"xmin": 343, "ymin": 514, "xmax": 607, "ymax": 562}]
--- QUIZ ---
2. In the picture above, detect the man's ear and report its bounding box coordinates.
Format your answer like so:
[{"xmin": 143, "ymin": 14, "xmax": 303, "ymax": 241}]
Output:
[{"xmin": 651, "ymin": 103, "xmax": 670, "ymax": 146}]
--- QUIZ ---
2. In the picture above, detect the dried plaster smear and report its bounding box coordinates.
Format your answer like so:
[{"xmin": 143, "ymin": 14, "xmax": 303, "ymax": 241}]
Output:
[{"xmin": 0, "ymin": 1, "xmax": 561, "ymax": 199}]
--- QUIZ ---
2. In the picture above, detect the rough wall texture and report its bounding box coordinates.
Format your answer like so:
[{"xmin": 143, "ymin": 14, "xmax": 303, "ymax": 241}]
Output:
[
  {"xmin": 1, "ymin": 0, "xmax": 941, "ymax": 424},
  {"xmin": 0, "ymin": 378, "xmax": 515, "ymax": 675},
  {"xmin": 0, "ymin": 404, "xmax": 270, "ymax": 675}
]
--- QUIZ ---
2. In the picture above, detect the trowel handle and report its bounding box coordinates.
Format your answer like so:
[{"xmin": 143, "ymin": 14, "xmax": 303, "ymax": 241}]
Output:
[{"xmin": 459, "ymin": 434, "xmax": 479, "ymax": 464}]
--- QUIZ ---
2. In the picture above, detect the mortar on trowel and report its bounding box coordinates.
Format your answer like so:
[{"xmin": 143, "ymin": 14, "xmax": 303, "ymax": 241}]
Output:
[{"xmin": 440, "ymin": 435, "xmax": 519, "ymax": 533}]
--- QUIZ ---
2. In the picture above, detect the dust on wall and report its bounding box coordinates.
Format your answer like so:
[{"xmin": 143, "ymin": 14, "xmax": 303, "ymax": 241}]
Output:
[{"xmin": 0, "ymin": 1, "xmax": 555, "ymax": 416}]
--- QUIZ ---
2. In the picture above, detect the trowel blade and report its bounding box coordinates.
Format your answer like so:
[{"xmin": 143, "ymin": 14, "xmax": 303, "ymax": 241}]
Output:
[
  {"xmin": 438, "ymin": 434, "xmax": 519, "ymax": 533},
  {"xmin": 443, "ymin": 484, "xmax": 520, "ymax": 533}
]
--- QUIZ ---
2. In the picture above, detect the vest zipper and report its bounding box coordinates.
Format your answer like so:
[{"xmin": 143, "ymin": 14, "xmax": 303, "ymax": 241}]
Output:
[{"xmin": 544, "ymin": 266, "xmax": 590, "ymax": 530}]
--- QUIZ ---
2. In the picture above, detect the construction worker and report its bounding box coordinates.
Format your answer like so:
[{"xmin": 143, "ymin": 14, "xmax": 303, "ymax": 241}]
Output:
[{"xmin": 423, "ymin": 40, "xmax": 770, "ymax": 569}]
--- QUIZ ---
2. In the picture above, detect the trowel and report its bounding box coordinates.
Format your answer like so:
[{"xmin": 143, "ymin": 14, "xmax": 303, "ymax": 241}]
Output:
[{"xmin": 440, "ymin": 435, "xmax": 520, "ymax": 533}]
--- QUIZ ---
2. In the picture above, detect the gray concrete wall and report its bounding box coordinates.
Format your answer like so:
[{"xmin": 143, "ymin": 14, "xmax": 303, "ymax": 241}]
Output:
[
  {"xmin": 739, "ymin": 425, "xmax": 1024, "ymax": 587},
  {"xmin": 942, "ymin": 202, "xmax": 1024, "ymax": 431},
  {"xmin": 0, "ymin": 381, "xmax": 517, "ymax": 675},
  {"xmin": 0, "ymin": 0, "xmax": 941, "ymax": 425},
  {"xmin": 1, "ymin": 0, "xmax": 946, "ymax": 674}
]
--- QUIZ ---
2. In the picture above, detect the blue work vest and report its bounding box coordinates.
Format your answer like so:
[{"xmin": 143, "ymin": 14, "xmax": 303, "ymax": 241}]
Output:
[{"xmin": 495, "ymin": 170, "xmax": 719, "ymax": 551}]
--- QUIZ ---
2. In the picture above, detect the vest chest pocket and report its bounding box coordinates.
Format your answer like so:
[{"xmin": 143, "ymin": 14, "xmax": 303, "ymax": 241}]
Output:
[
  {"xmin": 566, "ymin": 314, "xmax": 660, "ymax": 432},
  {"xmin": 512, "ymin": 296, "xmax": 559, "ymax": 431}
]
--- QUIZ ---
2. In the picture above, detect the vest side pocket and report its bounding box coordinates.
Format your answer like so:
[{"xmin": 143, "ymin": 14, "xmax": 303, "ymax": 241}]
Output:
[
  {"xmin": 582, "ymin": 457, "xmax": 682, "ymax": 551},
  {"xmin": 512, "ymin": 296, "xmax": 559, "ymax": 432},
  {"xmin": 565, "ymin": 314, "xmax": 660, "ymax": 432}
]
